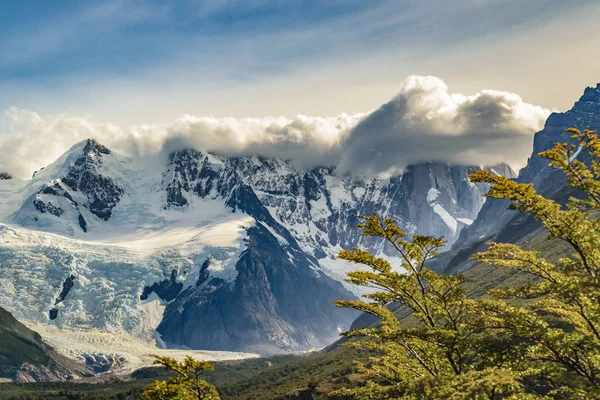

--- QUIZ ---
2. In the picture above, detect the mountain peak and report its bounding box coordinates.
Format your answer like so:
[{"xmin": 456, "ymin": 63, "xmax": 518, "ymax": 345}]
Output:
[
  {"xmin": 565, "ymin": 83, "xmax": 600, "ymax": 118},
  {"xmin": 82, "ymin": 138, "xmax": 111, "ymax": 156},
  {"xmin": 541, "ymin": 83, "xmax": 600, "ymax": 134},
  {"xmin": 168, "ymin": 148, "xmax": 204, "ymax": 162},
  {"xmin": 575, "ymin": 83, "xmax": 600, "ymax": 104},
  {"xmin": 487, "ymin": 163, "xmax": 517, "ymax": 179}
]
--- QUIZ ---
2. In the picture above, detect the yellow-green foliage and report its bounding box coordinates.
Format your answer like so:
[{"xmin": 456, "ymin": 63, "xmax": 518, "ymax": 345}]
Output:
[
  {"xmin": 332, "ymin": 216, "xmax": 530, "ymax": 399},
  {"xmin": 470, "ymin": 128, "xmax": 600, "ymax": 398},
  {"xmin": 333, "ymin": 129, "xmax": 600, "ymax": 399},
  {"xmin": 142, "ymin": 355, "xmax": 220, "ymax": 400}
]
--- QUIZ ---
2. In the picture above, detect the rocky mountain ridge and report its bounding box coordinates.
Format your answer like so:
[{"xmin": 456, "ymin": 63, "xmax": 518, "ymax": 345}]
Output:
[{"xmin": 0, "ymin": 135, "xmax": 511, "ymax": 355}]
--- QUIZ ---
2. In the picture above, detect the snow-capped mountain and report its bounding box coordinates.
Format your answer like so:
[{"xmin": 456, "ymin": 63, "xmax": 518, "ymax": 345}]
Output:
[{"xmin": 0, "ymin": 138, "xmax": 510, "ymax": 354}]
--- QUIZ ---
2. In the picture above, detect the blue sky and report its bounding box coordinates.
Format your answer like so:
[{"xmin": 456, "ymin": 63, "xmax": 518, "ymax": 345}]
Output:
[
  {"xmin": 1, "ymin": 1, "xmax": 371, "ymax": 80},
  {"xmin": 2, "ymin": 0, "xmax": 600, "ymax": 125}
]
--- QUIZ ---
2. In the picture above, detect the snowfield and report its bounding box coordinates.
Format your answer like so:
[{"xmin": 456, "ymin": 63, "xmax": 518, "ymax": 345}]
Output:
[
  {"xmin": 0, "ymin": 217, "xmax": 252, "ymax": 337},
  {"xmin": 0, "ymin": 213, "xmax": 257, "ymax": 371}
]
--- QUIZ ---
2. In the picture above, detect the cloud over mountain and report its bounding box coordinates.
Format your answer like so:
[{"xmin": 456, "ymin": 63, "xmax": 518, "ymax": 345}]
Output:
[
  {"xmin": 337, "ymin": 76, "xmax": 551, "ymax": 176},
  {"xmin": 0, "ymin": 76, "xmax": 550, "ymax": 179}
]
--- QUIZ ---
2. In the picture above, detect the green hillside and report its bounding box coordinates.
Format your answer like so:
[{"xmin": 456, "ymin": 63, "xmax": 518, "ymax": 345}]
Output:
[
  {"xmin": 0, "ymin": 306, "xmax": 88, "ymax": 383},
  {"xmin": 0, "ymin": 306, "xmax": 58, "ymax": 379}
]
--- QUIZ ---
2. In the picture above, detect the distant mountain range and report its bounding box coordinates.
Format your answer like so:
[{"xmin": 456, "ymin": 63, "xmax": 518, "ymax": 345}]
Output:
[{"xmin": 0, "ymin": 123, "xmax": 507, "ymax": 360}]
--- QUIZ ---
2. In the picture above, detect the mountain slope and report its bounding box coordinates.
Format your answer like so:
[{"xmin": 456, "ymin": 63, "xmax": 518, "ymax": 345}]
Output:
[
  {"xmin": 158, "ymin": 223, "xmax": 355, "ymax": 353},
  {"xmin": 0, "ymin": 306, "xmax": 86, "ymax": 382}
]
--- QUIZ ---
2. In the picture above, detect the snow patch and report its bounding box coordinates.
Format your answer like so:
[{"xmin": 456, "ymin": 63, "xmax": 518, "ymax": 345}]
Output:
[
  {"xmin": 309, "ymin": 195, "xmax": 331, "ymax": 220},
  {"xmin": 352, "ymin": 187, "xmax": 366, "ymax": 199},
  {"xmin": 457, "ymin": 217, "xmax": 473, "ymax": 226},
  {"xmin": 324, "ymin": 175, "xmax": 353, "ymax": 208},
  {"xmin": 427, "ymin": 188, "xmax": 440, "ymax": 203},
  {"xmin": 569, "ymin": 145, "xmax": 583, "ymax": 163},
  {"xmin": 432, "ymin": 204, "xmax": 458, "ymax": 234}
]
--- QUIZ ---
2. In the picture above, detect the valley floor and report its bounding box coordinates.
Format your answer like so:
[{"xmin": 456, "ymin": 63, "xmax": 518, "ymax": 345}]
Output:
[{"xmin": 27, "ymin": 322, "xmax": 259, "ymax": 375}]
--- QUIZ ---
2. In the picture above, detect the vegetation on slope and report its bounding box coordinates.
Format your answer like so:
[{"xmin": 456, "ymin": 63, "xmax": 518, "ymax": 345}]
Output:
[
  {"xmin": 0, "ymin": 352, "xmax": 361, "ymax": 400},
  {"xmin": 0, "ymin": 306, "xmax": 51, "ymax": 377},
  {"xmin": 0, "ymin": 306, "xmax": 86, "ymax": 382},
  {"xmin": 327, "ymin": 128, "xmax": 600, "ymax": 398}
]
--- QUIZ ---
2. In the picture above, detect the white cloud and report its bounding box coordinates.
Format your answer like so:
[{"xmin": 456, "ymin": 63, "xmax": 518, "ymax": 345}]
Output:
[
  {"xmin": 0, "ymin": 109, "xmax": 124, "ymax": 178},
  {"xmin": 0, "ymin": 109, "xmax": 362, "ymax": 179},
  {"xmin": 0, "ymin": 76, "xmax": 550, "ymax": 179},
  {"xmin": 337, "ymin": 75, "xmax": 551, "ymax": 176},
  {"xmin": 128, "ymin": 113, "xmax": 363, "ymax": 170}
]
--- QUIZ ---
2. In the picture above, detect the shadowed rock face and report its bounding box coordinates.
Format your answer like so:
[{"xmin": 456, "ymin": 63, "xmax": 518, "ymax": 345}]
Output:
[
  {"xmin": 520, "ymin": 84, "xmax": 600, "ymax": 187},
  {"xmin": 140, "ymin": 269, "xmax": 183, "ymax": 302},
  {"xmin": 157, "ymin": 223, "xmax": 357, "ymax": 353},
  {"xmin": 0, "ymin": 172, "xmax": 12, "ymax": 180}
]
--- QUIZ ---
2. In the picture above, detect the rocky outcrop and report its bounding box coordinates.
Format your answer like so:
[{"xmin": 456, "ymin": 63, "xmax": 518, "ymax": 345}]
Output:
[
  {"xmin": 80, "ymin": 352, "xmax": 126, "ymax": 374},
  {"xmin": 49, "ymin": 275, "xmax": 76, "ymax": 320},
  {"xmin": 163, "ymin": 149, "xmax": 221, "ymax": 207},
  {"xmin": 140, "ymin": 270, "xmax": 183, "ymax": 302},
  {"xmin": 61, "ymin": 139, "xmax": 124, "ymax": 220},
  {"xmin": 33, "ymin": 182, "xmax": 76, "ymax": 217},
  {"xmin": 32, "ymin": 181, "xmax": 88, "ymax": 231}
]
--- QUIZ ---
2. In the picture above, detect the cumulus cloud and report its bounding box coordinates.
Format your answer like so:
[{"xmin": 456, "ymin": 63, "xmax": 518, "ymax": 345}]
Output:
[
  {"xmin": 337, "ymin": 75, "xmax": 551, "ymax": 176},
  {"xmin": 0, "ymin": 76, "xmax": 551, "ymax": 179},
  {"xmin": 0, "ymin": 109, "xmax": 362, "ymax": 179},
  {"xmin": 148, "ymin": 113, "xmax": 362, "ymax": 170},
  {"xmin": 0, "ymin": 108, "xmax": 125, "ymax": 178}
]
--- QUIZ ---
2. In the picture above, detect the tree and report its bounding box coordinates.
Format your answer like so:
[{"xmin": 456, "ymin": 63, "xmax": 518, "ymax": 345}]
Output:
[
  {"xmin": 142, "ymin": 355, "xmax": 220, "ymax": 400},
  {"xmin": 470, "ymin": 128, "xmax": 600, "ymax": 398},
  {"xmin": 332, "ymin": 215, "xmax": 532, "ymax": 399}
]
